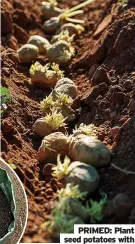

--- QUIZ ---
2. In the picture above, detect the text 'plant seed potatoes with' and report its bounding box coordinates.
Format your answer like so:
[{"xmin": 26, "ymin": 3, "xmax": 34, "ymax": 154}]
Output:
[
  {"xmin": 33, "ymin": 110, "xmax": 66, "ymax": 137},
  {"xmin": 41, "ymin": 0, "xmax": 63, "ymax": 20},
  {"xmin": 46, "ymin": 40, "xmax": 75, "ymax": 65},
  {"xmin": 69, "ymin": 134, "xmax": 111, "ymax": 167},
  {"xmin": 37, "ymin": 132, "xmax": 69, "ymax": 162},
  {"xmin": 30, "ymin": 62, "xmax": 64, "ymax": 88},
  {"xmin": 54, "ymin": 78, "xmax": 78, "ymax": 99},
  {"xmin": 66, "ymin": 161, "xmax": 99, "ymax": 195},
  {"xmin": 17, "ymin": 44, "xmax": 39, "ymax": 64},
  {"xmin": 27, "ymin": 35, "xmax": 51, "ymax": 54}
]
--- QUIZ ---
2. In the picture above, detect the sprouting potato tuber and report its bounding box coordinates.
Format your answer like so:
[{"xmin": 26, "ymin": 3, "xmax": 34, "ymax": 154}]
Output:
[
  {"xmin": 33, "ymin": 117, "xmax": 53, "ymax": 137},
  {"xmin": 43, "ymin": 17, "xmax": 61, "ymax": 34},
  {"xmin": 69, "ymin": 135, "xmax": 111, "ymax": 167},
  {"xmin": 33, "ymin": 110, "xmax": 66, "ymax": 137},
  {"xmin": 51, "ymin": 29, "xmax": 75, "ymax": 44},
  {"xmin": 58, "ymin": 183, "xmax": 87, "ymax": 200},
  {"xmin": 27, "ymin": 35, "xmax": 51, "ymax": 54},
  {"xmin": 56, "ymin": 23, "xmax": 85, "ymax": 36},
  {"xmin": 41, "ymin": 91, "xmax": 76, "ymax": 122},
  {"xmin": 17, "ymin": 44, "xmax": 39, "ymax": 64},
  {"xmin": 73, "ymin": 123, "xmax": 98, "ymax": 138},
  {"xmin": 56, "ymin": 197, "xmax": 89, "ymax": 222},
  {"xmin": 37, "ymin": 132, "xmax": 69, "ymax": 162},
  {"xmin": 46, "ymin": 40, "xmax": 75, "ymax": 65},
  {"xmin": 66, "ymin": 161, "xmax": 100, "ymax": 195},
  {"xmin": 54, "ymin": 78, "xmax": 78, "ymax": 99},
  {"xmin": 41, "ymin": 0, "xmax": 63, "ymax": 20},
  {"xmin": 43, "ymin": 0, "xmax": 95, "ymax": 34},
  {"xmin": 30, "ymin": 62, "xmax": 64, "ymax": 87}
]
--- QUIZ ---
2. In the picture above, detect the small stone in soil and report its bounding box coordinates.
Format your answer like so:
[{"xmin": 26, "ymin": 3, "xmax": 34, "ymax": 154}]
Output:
[{"xmin": 0, "ymin": 188, "xmax": 14, "ymax": 239}]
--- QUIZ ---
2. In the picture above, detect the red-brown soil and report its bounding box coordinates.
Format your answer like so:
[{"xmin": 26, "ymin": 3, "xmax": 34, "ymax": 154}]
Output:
[{"xmin": 1, "ymin": 0, "xmax": 135, "ymax": 242}]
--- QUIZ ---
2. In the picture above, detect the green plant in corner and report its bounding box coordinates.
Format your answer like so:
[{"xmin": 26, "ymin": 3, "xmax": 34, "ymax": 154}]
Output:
[{"xmin": 0, "ymin": 87, "xmax": 11, "ymax": 116}]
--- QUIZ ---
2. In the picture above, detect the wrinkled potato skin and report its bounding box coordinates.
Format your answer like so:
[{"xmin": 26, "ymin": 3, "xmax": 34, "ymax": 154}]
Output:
[
  {"xmin": 17, "ymin": 44, "xmax": 38, "ymax": 64},
  {"xmin": 54, "ymin": 78, "xmax": 78, "ymax": 99},
  {"xmin": 37, "ymin": 132, "xmax": 69, "ymax": 162},
  {"xmin": 66, "ymin": 161, "xmax": 100, "ymax": 195},
  {"xmin": 33, "ymin": 117, "xmax": 53, "ymax": 137},
  {"xmin": 46, "ymin": 40, "xmax": 73, "ymax": 65},
  {"xmin": 69, "ymin": 135, "xmax": 111, "ymax": 167},
  {"xmin": 27, "ymin": 35, "xmax": 51, "ymax": 54}
]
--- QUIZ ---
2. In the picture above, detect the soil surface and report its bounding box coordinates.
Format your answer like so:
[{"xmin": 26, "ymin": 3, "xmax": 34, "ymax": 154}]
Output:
[
  {"xmin": 0, "ymin": 188, "xmax": 13, "ymax": 239},
  {"xmin": 1, "ymin": 0, "xmax": 135, "ymax": 242}
]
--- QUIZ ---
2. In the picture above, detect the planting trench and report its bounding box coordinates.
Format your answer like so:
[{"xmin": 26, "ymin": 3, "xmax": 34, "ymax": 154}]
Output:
[{"xmin": 1, "ymin": 0, "xmax": 135, "ymax": 242}]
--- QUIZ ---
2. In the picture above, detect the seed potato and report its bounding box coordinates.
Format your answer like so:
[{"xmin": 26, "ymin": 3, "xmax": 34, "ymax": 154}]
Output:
[
  {"xmin": 30, "ymin": 62, "xmax": 64, "ymax": 88},
  {"xmin": 41, "ymin": 2, "xmax": 62, "ymax": 20},
  {"xmin": 56, "ymin": 23, "xmax": 84, "ymax": 36},
  {"xmin": 17, "ymin": 44, "xmax": 39, "ymax": 64},
  {"xmin": 69, "ymin": 135, "xmax": 111, "ymax": 167},
  {"xmin": 54, "ymin": 78, "xmax": 78, "ymax": 99},
  {"xmin": 33, "ymin": 117, "xmax": 53, "ymax": 137},
  {"xmin": 43, "ymin": 17, "xmax": 61, "ymax": 33},
  {"xmin": 46, "ymin": 40, "xmax": 75, "ymax": 65},
  {"xmin": 37, "ymin": 132, "xmax": 69, "ymax": 162},
  {"xmin": 66, "ymin": 161, "xmax": 99, "ymax": 195},
  {"xmin": 27, "ymin": 35, "xmax": 51, "ymax": 54}
]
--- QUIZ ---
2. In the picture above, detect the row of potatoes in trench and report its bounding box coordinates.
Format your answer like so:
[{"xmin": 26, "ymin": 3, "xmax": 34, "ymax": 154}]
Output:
[{"xmin": 17, "ymin": 0, "xmax": 112, "ymax": 237}]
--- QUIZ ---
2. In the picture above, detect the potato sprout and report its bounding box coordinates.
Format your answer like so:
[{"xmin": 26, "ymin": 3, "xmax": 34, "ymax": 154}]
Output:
[
  {"xmin": 66, "ymin": 162, "xmax": 99, "ymax": 195},
  {"xmin": 30, "ymin": 62, "xmax": 64, "ymax": 87},
  {"xmin": 58, "ymin": 183, "xmax": 87, "ymax": 200},
  {"xmin": 37, "ymin": 132, "xmax": 69, "ymax": 162},
  {"xmin": 27, "ymin": 35, "xmax": 51, "ymax": 54},
  {"xmin": 17, "ymin": 44, "xmax": 39, "ymax": 64},
  {"xmin": 43, "ymin": 0, "xmax": 95, "ymax": 33},
  {"xmin": 69, "ymin": 135, "xmax": 111, "ymax": 167},
  {"xmin": 33, "ymin": 110, "xmax": 66, "ymax": 137},
  {"xmin": 86, "ymin": 194, "xmax": 107, "ymax": 223},
  {"xmin": 51, "ymin": 29, "xmax": 75, "ymax": 44},
  {"xmin": 44, "ymin": 110, "xmax": 66, "ymax": 130},
  {"xmin": 40, "ymin": 95, "xmax": 55, "ymax": 115},
  {"xmin": 46, "ymin": 40, "xmax": 75, "ymax": 65},
  {"xmin": 73, "ymin": 123, "xmax": 98, "ymax": 138},
  {"xmin": 40, "ymin": 92, "xmax": 73, "ymax": 114},
  {"xmin": 56, "ymin": 23, "xmax": 85, "ymax": 36},
  {"xmin": 41, "ymin": 0, "xmax": 63, "ymax": 20},
  {"xmin": 52, "ymin": 154, "xmax": 71, "ymax": 179},
  {"xmin": 41, "ymin": 92, "xmax": 76, "ymax": 122}
]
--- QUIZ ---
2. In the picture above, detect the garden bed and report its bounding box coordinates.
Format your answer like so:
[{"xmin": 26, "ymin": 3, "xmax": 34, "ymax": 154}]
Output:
[{"xmin": 1, "ymin": 0, "xmax": 135, "ymax": 242}]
